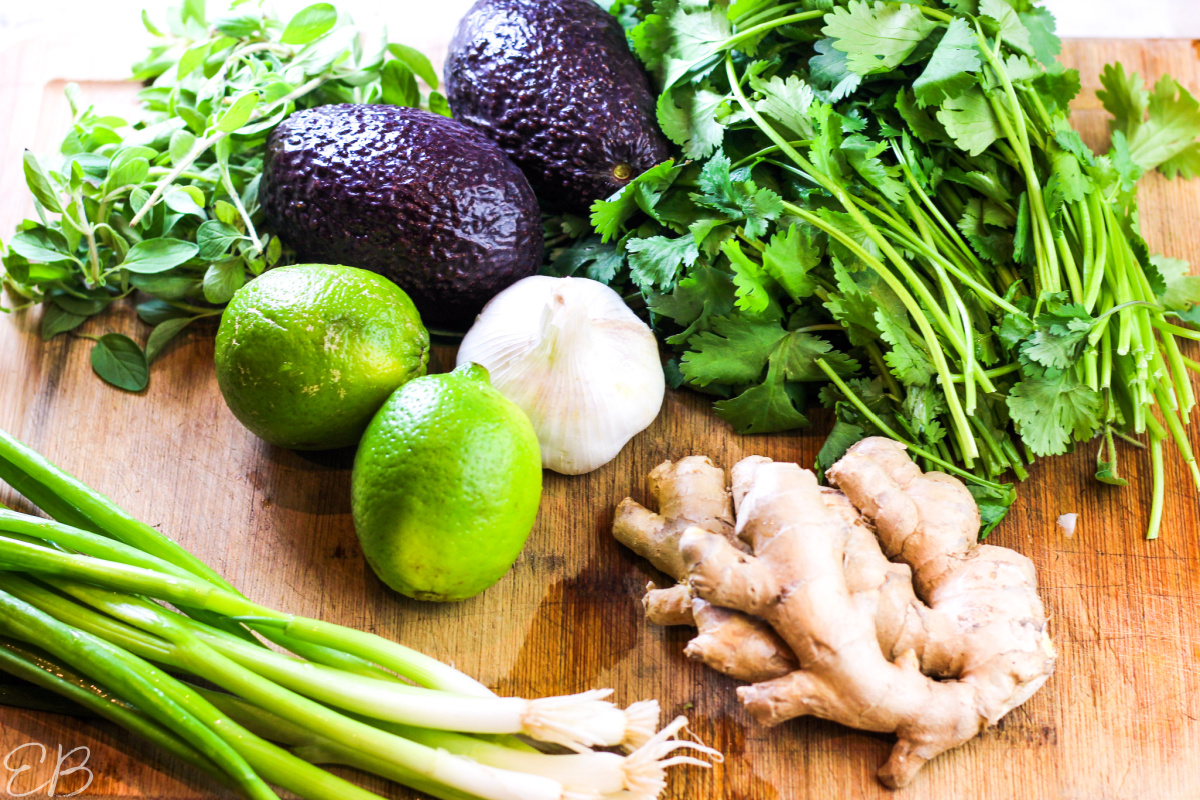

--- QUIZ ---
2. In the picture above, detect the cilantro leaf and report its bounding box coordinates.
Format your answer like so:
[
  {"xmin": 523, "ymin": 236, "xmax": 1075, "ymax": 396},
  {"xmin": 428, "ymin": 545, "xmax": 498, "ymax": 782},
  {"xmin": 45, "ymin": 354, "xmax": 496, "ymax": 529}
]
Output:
[
  {"xmin": 629, "ymin": 12, "xmax": 671, "ymax": 71},
  {"xmin": 896, "ymin": 88, "xmax": 949, "ymax": 143},
  {"xmin": 1033, "ymin": 66, "xmax": 1081, "ymax": 114},
  {"xmin": 957, "ymin": 198, "xmax": 1015, "ymax": 264},
  {"xmin": 762, "ymin": 224, "xmax": 821, "ymax": 302},
  {"xmin": 546, "ymin": 235, "xmax": 624, "ymax": 284},
  {"xmin": 721, "ymin": 239, "xmax": 772, "ymax": 314},
  {"xmin": 900, "ymin": 384, "xmax": 948, "ymax": 446},
  {"xmin": 1097, "ymin": 62, "xmax": 1148, "ymax": 142},
  {"xmin": 649, "ymin": 262, "xmax": 737, "ymax": 345},
  {"xmin": 807, "ymin": 103, "xmax": 848, "ymax": 181},
  {"xmin": 842, "ymin": 134, "xmax": 908, "ymax": 204},
  {"xmin": 590, "ymin": 160, "xmax": 683, "ymax": 242},
  {"xmin": 1131, "ymin": 75, "xmax": 1200, "ymax": 178},
  {"xmin": 626, "ymin": 235, "xmax": 699, "ymax": 293},
  {"xmin": 1020, "ymin": 296, "xmax": 1094, "ymax": 371},
  {"xmin": 969, "ymin": 482, "xmax": 1017, "ymax": 537},
  {"xmin": 978, "ymin": 0, "xmax": 1034, "ymax": 57},
  {"xmin": 815, "ymin": 420, "xmax": 867, "ymax": 475},
  {"xmin": 937, "ymin": 87, "xmax": 1004, "ymax": 156},
  {"xmin": 692, "ymin": 153, "xmax": 784, "ymax": 239},
  {"xmin": 1095, "ymin": 432, "xmax": 1129, "ymax": 486},
  {"xmin": 1154, "ymin": 254, "xmax": 1200, "ymax": 325},
  {"xmin": 1054, "ymin": 128, "xmax": 1097, "ymax": 167},
  {"xmin": 660, "ymin": 4, "xmax": 732, "ymax": 89},
  {"xmin": 823, "ymin": 256, "xmax": 898, "ymax": 346},
  {"xmin": 1008, "ymin": 371, "xmax": 1102, "ymax": 456},
  {"xmin": 713, "ymin": 360, "xmax": 810, "ymax": 434},
  {"xmin": 680, "ymin": 314, "xmax": 785, "ymax": 386},
  {"xmin": 810, "ymin": 38, "xmax": 862, "ymax": 101},
  {"xmin": 822, "ymin": 0, "xmax": 937, "ymax": 76},
  {"xmin": 750, "ymin": 74, "xmax": 815, "ymax": 139},
  {"xmin": 657, "ymin": 84, "xmax": 727, "ymax": 160},
  {"xmin": 912, "ymin": 17, "xmax": 981, "ymax": 108},
  {"xmin": 777, "ymin": 332, "xmax": 859, "ymax": 382},
  {"xmin": 875, "ymin": 308, "xmax": 935, "ymax": 386},
  {"xmin": 1044, "ymin": 140, "xmax": 1093, "ymax": 215},
  {"xmin": 1019, "ymin": 5, "xmax": 1061, "ymax": 66},
  {"xmin": 995, "ymin": 309, "xmax": 1035, "ymax": 353},
  {"xmin": 1099, "ymin": 63, "xmax": 1200, "ymax": 177}
]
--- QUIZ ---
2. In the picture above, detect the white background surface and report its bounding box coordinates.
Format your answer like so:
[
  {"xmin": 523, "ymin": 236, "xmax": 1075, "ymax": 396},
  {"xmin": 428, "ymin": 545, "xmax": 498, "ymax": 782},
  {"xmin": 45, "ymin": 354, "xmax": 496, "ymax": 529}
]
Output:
[{"xmin": 1, "ymin": 0, "xmax": 1199, "ymax": 67}]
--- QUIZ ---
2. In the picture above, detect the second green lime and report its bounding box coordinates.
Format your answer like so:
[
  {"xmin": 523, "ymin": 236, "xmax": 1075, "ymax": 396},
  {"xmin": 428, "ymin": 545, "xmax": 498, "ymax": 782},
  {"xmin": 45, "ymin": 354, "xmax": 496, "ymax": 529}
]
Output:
[
  {"xmin": 352, "ymin": 363, "xmax": 543, "ymax": 602},
  {"xmin": 214, "ymin": 264, "xmax": 429, "ymax": 450}
]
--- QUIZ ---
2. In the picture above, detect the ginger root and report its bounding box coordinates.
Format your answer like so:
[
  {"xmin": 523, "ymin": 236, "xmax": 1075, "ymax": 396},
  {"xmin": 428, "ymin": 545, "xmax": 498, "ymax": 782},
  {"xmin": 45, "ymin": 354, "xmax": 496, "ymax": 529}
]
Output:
[{"xmin": 613, "ymin": 438, "xmax": 1055, "ymax": 788}]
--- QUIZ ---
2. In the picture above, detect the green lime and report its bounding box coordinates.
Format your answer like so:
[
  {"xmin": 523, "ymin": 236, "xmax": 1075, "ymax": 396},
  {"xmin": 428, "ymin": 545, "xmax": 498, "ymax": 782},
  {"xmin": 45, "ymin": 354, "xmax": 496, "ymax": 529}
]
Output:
[
  {"xmin": 351, "ymin": 363, "xmax": 543, "ymax": 602},
  {"xmin": 214, "ymin": 264, "xmax": 429, "ymax": 450}
]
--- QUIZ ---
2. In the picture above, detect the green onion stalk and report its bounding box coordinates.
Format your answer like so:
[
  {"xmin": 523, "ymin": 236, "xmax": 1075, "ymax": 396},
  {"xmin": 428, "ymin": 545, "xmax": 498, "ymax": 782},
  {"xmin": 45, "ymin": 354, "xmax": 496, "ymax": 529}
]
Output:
[{"xmin": 0, "ymin": 428, "xmax": 718, "ymax": 800}]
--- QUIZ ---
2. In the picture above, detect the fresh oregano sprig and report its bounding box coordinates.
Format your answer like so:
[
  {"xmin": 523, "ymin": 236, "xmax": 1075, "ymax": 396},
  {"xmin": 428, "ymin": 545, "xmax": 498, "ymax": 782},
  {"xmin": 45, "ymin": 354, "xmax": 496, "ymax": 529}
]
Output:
[{"xmin": 1, "ymin": 0, "xmax": 445, "ymax": 392}]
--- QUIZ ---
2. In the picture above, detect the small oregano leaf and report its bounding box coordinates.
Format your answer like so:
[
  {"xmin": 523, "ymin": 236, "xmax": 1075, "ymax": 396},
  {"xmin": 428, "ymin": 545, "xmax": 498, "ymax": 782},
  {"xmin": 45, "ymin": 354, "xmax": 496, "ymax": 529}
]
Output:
[
  {"xmin": 280, "ymin": 3, "xmax": 337, "ymax": 45},
  {"xmin": 90, "ymin": 333, "xmax": 149, "ymax": 392}
]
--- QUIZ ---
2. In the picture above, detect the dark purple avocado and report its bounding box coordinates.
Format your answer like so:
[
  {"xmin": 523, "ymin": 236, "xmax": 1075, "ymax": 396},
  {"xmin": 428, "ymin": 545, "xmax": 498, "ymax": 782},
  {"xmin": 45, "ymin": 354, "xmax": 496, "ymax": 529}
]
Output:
[
  {"xmin": 260, "ymin": 104, "xmax": 543, "ymax": 330},
  {"xmin": 444, "ymin": 0, "xmax": 670, "ymax": 214}
]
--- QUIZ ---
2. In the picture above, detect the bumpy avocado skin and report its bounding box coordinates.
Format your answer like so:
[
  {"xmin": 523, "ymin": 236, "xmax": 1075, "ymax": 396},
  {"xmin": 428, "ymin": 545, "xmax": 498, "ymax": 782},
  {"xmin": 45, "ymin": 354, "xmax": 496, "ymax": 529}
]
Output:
[
  {"xmin": 260, "ymin": 105, "xmax": 543, "ymax": 330},
  {"xmin": 445, "ymin": 0, "xmax": 670, "ymax": 213}
]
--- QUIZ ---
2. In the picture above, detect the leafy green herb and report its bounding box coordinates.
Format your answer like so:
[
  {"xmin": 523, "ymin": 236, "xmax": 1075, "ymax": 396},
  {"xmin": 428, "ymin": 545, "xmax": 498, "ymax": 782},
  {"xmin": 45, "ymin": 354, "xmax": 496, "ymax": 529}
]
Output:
[
  {"xmin": 595, "ymin": 0, "xmax": 1200, "ymax": 537},
  {"xmin": 1, "ymin": 1, "xmax": 437, "ymax": 391},
  {"xmin": 90, "ymin": 334, "xmax": 150, "ymax": 392}
]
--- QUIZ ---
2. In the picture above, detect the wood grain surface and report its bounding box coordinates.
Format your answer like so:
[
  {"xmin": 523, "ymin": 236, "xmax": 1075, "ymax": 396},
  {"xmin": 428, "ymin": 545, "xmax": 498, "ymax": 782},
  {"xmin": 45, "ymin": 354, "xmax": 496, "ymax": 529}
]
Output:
[{"xmin": 2, "ymin": 36, "xmax": 1200, "ymax": 800}]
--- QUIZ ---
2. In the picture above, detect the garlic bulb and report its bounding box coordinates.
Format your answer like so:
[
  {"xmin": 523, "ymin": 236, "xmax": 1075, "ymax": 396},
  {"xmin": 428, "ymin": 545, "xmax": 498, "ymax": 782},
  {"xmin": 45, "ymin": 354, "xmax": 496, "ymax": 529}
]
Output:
[{"xmin": 457, "ymin": 276, "xmax": 665, "ymax": 475}]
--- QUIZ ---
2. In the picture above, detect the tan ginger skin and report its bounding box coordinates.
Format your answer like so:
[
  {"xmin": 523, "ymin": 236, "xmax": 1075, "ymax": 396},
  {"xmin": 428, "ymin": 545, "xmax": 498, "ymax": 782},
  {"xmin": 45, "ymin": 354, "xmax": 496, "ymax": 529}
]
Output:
[{"xmin": 612, "ymin": 437, "xmax": 1056, "ymax": 789}]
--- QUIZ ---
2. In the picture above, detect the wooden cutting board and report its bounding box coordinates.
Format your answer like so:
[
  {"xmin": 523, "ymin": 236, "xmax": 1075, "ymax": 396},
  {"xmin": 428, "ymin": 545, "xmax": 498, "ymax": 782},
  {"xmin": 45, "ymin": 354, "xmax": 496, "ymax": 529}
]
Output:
[{"xmin": 2, "ymin": 35, "xmax": 1200, "ymax": 800}]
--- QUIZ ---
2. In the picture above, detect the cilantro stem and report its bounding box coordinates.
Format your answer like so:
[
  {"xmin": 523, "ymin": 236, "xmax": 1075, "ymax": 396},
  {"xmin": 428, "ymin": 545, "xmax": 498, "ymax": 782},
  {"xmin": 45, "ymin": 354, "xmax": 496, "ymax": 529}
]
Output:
[
  {"xmin": 733, "ymin": 141, "xmax": 812, "ymax": 169},
  {"xmin": 781, "ymin": 198, "xmax": 978, "ymax": 461},
  {"xmin": 732, "ymin": 1, "xmax": 804, "ymax": 25},
  {"xmin": 865, "ymin": 342, "xmax": 904, "ymax": 397},
  {"xmin": 718, "ymin": 10, "xmax": 825, "ymax": 52},
  {"xmin": 724, "ymin": 56, "xmax": 985, "ymax": 455},
  {"xmin": 1055, "ymin": 231, "xmax": 1085, "ymax": 300},
  {"xmin": 1146, "ymin": 434, "xmax": 1165, "ymax": 540},
  {"xmin": 1082, "ymin": 194, "xmax": 1108, "ymax": 310},
  {"xmin": 858, "ymin": 196, "xmax": 1022, "ymax": 318},
  {"xmin": 891, "ymin": 141, "xmax": 989, "ymax": 275},
  {"xmin": 904, "ymin": 3, "xmax": 955, "ymax": 24},
  {"xmin": 975, "ymin": 27, "xmax": 1060, "ymax": 295},
  {"xmin": 816, "ymin": 359, "xmax": 1004, "ymax": 489},
  {"xmin": 941, "ymin": 362, "xmax": 1020, "ymax": 384}
]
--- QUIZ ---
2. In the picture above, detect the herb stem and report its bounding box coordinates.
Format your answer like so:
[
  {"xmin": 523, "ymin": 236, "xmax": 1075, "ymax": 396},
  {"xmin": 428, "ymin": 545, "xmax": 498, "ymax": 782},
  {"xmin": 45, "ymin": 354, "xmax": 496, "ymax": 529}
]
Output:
[
  {"xmin": 816, "ymin": 359, "xmax": 1005, "ymax": 489},
  {"xmin": 129, "ymin": 73, "xmax": 330, "ymax": 228},
  {"xmin": 717, "ymin": 10, "xmax": 825, "ymax": 52}
]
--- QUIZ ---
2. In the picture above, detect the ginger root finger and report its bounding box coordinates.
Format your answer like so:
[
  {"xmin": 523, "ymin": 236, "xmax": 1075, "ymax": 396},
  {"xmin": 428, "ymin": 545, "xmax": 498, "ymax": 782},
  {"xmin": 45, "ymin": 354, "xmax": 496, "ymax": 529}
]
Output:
[
  {"xmin": 827, "ymin": 438, "xmax": 1056, "ymax": 721},
  {"xmin": 680, "ymin": 527, "xmax": 779, "ymax": 618},
  {"xmin": 614, "ymin": 457, "xmax": 797, "ymax": 683},
  {"xmin": 614, "ymin": 442, "xmax": 1055, "ymax": 789},
  {"xmin": 686, "ymin": 599, "xmax": 797, "ymax": 683},
  {"xmin": 643, "ymin": 583, "xmax": 797, "ymax": 681},
  {"xmin": 613, "ymin": 456, "xmax": 738, "ymax": 581},
  {"xmin": 687, "ymin": 456, "xmax": 1036, "ymax": 789},
  {"xmin": 643, "ymin": 583, "xmax": 693, "ymax": 626}
]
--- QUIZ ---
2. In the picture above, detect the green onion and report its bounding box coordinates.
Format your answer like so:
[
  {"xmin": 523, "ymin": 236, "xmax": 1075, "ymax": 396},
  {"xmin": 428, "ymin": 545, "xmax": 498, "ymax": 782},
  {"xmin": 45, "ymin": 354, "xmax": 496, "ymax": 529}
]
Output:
[{"xmin": 0, "ymin": 427, "xmax": 717, "ymax": 800}]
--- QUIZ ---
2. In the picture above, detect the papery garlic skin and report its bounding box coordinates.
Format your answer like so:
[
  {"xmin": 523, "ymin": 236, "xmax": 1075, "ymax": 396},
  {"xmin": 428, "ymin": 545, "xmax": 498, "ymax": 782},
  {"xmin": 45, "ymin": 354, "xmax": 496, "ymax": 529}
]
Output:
[{"xmin": 457, "ymin": 276, "xmax": 665, "ymax": 475}]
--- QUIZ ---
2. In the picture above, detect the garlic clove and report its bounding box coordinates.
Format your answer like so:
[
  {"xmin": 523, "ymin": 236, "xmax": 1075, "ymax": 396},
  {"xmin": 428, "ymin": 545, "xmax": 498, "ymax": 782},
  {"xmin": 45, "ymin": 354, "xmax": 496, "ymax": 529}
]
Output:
[{"xmin": 457, "ymin": 276, "xmax": 665, "ymax": 475}]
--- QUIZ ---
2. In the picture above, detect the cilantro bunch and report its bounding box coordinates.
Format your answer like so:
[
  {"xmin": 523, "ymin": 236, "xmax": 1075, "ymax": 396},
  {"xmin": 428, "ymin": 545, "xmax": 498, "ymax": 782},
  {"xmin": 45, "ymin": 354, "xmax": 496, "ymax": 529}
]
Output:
[
  {"xmin": 551, "ymin": 0, "xmax": 1200, "ymax": 537},
  {"xmin": 1, "ymin": 0, "xmax": 443, "ymax": 391}
]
